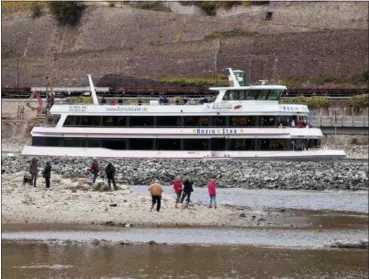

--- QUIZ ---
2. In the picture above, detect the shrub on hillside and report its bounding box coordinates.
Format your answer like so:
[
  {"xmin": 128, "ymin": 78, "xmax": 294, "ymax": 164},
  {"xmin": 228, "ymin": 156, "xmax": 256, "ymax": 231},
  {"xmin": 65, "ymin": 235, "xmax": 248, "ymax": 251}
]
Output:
[
  {"xmin": 31, "ymin": 2, "xmax": 42, "ymax": 19},
  {"xmin": 48, "ymin": 1, "xmax": 85, "ymax": 25}
]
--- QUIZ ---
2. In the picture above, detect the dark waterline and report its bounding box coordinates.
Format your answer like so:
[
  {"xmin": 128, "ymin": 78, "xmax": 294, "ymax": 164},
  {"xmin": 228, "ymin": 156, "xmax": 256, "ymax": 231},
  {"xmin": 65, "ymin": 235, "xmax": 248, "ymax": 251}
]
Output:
[
  {"xmin": 2, "ymin": 242, "xmax": 368, "ymax": 279},
  {"xmin": 2, "ymin": 227, "xmax": 367, "ymax": 248}
]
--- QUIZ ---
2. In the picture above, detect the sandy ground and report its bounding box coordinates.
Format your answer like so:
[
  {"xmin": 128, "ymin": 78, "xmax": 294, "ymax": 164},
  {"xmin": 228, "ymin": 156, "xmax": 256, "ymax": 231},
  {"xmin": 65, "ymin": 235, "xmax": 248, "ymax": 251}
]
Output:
[{"xmin": 2, "ymin": 172, "xmax": 310, "ymax": 228}]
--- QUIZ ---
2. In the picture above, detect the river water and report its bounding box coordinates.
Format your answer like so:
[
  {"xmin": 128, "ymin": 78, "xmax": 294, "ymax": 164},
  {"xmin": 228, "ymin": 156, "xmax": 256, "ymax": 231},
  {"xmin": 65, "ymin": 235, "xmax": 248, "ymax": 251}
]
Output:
[
  {"xmin": 131, "ymin": 186, "xmax": 369, "ymax": 213},
  {"xmin": 2, "ymin": 187, "xmax": 368, "ymax": 278},
  {"xmin": 2, "ymin": 240, "xmax": 368, "ymax": 279}
]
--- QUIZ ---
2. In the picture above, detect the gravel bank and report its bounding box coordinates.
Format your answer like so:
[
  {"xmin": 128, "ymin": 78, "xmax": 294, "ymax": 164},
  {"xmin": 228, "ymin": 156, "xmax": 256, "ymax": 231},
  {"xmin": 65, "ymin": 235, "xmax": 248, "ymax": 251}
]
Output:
[{"xmin": 2, "ymin": 156, "xmax": 368, "ymax": 190}]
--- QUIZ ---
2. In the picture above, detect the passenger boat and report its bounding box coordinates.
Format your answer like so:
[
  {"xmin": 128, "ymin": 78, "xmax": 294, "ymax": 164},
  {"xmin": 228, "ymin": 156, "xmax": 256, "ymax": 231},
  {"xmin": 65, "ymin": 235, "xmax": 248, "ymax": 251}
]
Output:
[{"xmin": 22, "ymin": 69, "xmax": 345, "ymax": 160}]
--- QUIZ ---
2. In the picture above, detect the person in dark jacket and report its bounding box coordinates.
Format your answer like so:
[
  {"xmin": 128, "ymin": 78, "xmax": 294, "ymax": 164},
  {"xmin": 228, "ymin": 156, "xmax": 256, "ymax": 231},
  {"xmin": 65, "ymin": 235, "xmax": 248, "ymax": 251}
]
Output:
[
  {"xmin": 181, "ymin": 177, "xmax": 193, "ymax": 208},
  {"xmin": 29, "ymin": 158, "xmax": 38, "ymax": 187},
  {"xmin": 105, "ymin": 162, "xmax": 118, "ymax": 191},
  {"xmin": 42, "ymin": 162, "xmax": 52, "ymax": 189},
  {"xmin": 90, "ymin": 159, "xmax": 99, "ymax": 183}
]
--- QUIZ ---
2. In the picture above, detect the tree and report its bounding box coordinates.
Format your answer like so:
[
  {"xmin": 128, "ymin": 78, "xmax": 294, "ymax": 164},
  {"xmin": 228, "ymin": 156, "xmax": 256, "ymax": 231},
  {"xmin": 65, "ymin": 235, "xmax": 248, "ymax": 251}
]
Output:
[{"xmin": 48, "ymin": 1, "xmax": 85, "ymax": 26}]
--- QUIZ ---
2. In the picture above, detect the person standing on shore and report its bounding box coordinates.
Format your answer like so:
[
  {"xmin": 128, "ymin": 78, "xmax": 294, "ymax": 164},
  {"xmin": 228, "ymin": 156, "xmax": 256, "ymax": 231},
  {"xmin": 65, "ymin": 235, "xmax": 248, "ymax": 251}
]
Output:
[
  {"xmin": 105, "ymin": 162, "xmax": 118, "ymax": 191},
  {"xmin": 148, "ymin": 179, "xmax": 163, "ymax": 212},
  {"xmin": 181, "ymin": 177, "xmax": 193, "ymax": 208},
  {"xmin": 208, "ymin": 178, "xmax": 217, "ymax": 209},
  {"xmin": 90, "ymin": 159, "xmax": 99, "ymax": 183},
  {"xmin": 42, "ymin": 162, "xmax": 52, "ymax": 189},
  {"xmin": 172, "ymin": 176, "xmax": 183, "ymax": 208},
  {"xmin": 29, "ymin": 158, "xmax": 38, "ymax": 187}
]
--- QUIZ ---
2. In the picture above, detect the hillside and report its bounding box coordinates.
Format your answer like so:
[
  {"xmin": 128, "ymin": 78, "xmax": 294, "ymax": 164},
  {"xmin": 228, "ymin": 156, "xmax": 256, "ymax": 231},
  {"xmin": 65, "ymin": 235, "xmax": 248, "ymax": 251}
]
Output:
[{"xmin": 1, "ymin": 1, "xmax": 368, "ymax": 87}]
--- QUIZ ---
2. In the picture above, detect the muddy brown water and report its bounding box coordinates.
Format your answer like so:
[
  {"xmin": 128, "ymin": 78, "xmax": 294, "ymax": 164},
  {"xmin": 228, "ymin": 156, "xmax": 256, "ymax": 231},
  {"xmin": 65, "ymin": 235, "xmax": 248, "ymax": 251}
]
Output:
[{"xmin": 2, "ymin": 241, "xmax": 368, "ymax": 279}]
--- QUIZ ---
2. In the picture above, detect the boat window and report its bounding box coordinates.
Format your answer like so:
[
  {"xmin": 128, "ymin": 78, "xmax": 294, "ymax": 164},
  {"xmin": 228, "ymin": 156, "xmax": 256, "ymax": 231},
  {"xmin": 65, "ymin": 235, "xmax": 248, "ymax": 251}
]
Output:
[
  {"xmin": 183, "ymin": 139, "xmax": 209, "ymax": 150},
  {"xmin": 87, "ymin": 139, "xmax": 101, "ymax": 147},
  {"xmin": 210, "ymin": 138, "xmax": 226, "ymax": 151},
  {"xmin": 260, "ymin": 116, "xmax": 275, "ymax": 127},
  {"xmin": 230, "ymin": 116, "xmax": 256, "ymax": 127},
  {"xmin": 80, "ymin": 116, "xmax": 101, "ymax": 127},
  {"xmin": 257, "ymin": 90, "xmax": 269, "ymax": 100},
  {"xmin": 102, "ymin": 139, "xmax": 127, "ymax": 150},
  {"xmin": 103, "ymin": 116, "xmax": 126, "ymax": 127},
  {"xmin": 213, "ymin": 116, "xmax": 227, "ymax": 127},
  {"xmin": 157, "ymin": 139, "xmax": 181, "ymax": 150},
  {"xmin": 183, "ymin": 116, "xmax": 209, "ymax": 127},
  {"xmin": 129, "ymin": 116, "xmax": 154, "ymax": 127},
  {"xmin": 63, "ymin": 116, "xmax": 79, "ymax": 126},
  {"xmin": 32, "ymin": 137, "xmax": 46, "ymax": 146},
  {"xmin": 259, "ymin": 139, "xmax": 288, "ymax": 151},
  {"xmin": 230, "ymin": 139, "xmax": 254, "ymax": 151},
  {"xmin": 130, "ymin": 138, "xmax": 154, "ymax": 150},
  {"xmin": 267, "ymin": 89, "xmax": 283, "ymax": 100},
  {"xmin": 157, "ymin": 116, "xmax": 182, "ymax": 127}
]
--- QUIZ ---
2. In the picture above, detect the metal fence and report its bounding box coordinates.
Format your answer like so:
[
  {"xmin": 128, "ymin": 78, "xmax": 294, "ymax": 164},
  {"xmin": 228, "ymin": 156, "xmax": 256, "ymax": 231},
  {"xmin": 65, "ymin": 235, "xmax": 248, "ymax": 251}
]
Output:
[{"xmin": 310, "ymin": 116, "xmax": 369, "ymax": 127}]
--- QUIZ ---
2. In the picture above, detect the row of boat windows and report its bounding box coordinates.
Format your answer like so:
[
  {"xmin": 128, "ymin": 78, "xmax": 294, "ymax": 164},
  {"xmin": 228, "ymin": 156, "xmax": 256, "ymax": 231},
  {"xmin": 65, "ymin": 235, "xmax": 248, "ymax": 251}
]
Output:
[
  {"xmin": 63, "ymin": 115, "xmax": 306, "ymax": 127},
  {"xmin": 223, "ymin": 90, "xmax": 283, "ymax": 101},
  {"xmin": 32, "ymin": 137, "xmax": 320, "ymax": 151}
]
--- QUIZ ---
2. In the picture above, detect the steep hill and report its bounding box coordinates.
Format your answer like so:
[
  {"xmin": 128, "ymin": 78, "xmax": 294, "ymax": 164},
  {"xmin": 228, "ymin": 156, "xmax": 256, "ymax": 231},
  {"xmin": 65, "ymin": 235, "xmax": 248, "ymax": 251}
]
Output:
[{"xmin": 1, "ymin": 2, "xmax": 368, "ymax": 87}]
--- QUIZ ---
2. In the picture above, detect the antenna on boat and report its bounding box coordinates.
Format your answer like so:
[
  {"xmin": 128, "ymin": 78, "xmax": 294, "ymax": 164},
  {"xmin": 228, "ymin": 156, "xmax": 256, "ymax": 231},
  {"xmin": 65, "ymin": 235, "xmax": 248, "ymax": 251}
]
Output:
[
  {"xmin": 226, "ymin": 68, "xmax": 240, "ymax": 88},
  {"xmin": 87, "ymin": 74, "xmax": 99, "ymax": 105}
]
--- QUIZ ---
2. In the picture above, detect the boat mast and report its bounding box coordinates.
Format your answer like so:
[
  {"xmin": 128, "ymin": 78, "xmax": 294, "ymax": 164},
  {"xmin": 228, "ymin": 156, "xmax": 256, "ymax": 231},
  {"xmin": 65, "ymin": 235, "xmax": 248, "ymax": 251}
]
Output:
[{"xmin": 87, "ymin": 74, "xmax": 99, "ymax": 105}]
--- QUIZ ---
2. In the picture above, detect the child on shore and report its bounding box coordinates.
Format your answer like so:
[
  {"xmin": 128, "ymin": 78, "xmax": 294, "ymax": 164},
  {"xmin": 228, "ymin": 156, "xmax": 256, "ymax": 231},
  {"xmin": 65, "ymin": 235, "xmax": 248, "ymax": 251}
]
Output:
[
  {"xmin": 172, "ymin": 176, "xmax": 182, "ymax": 208},
  {"xmin": 208, "ymin": 178, "xmax": 217, "ymax": 209}
]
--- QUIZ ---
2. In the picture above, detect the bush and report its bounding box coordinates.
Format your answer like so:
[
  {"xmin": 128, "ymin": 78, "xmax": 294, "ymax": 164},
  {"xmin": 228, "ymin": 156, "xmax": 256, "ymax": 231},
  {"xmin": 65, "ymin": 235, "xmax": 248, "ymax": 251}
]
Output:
[
  {"xmin": 134, "ymin": 2, "xmax": 171, "ymax": 12},
  {"xmin": 346, "ymin": 94, "xmax": 369, "ymax": 111},
  {"xmin": 280, "ymin": 96, "xmax": 330, "ymax": 109},
  {"xmin": 31, "ymin": 2, "xmax": 42, "ymax": 19},
  {"xmin": 48, "ymin": 1, "xmax": 85, "ymax": 26},
  {"xmin": 205, "ymin": 28, "xmax": 250, "ymax": 39},
  {"xmin": 311, "ymin": 75, "xmax": 335, "ymax": 85},
  {"xmin": 158, "ymin": 75, "xmax": 228, "ymax": 86}
]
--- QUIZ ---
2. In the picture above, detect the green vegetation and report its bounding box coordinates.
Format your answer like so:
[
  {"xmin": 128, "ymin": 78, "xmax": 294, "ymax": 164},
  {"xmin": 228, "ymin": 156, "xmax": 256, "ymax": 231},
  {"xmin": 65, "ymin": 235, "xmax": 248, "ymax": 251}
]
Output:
[
  {"xmin": 31, "ymin": 2, "xmax": 43, "ymax": 19},
  {"xmin": 2, "ymin": 1, "xmax": 48, "ymax": 14},
  {"xmin": 281, "ymin": 72, "xmax": 368, "ymax": 87},
  {"xmin": 311, "ymin": 75, "xmax": 335, "ymax": 85},
  {"xmin": 346, "ymin": 94, "xmax": 369, "ymax": 111},
  {"xmin": 205, "ymin": 28, "xmax": 253, "ymax": 39},
  {"xmin": 48, "ymin": 1, "xmax": 85, "ymax": 26},
  {"xmin": 134, "ymin": 2, "xmax": 172, "ymax": 12},
  {"xmin": 181, "ymin": 1, "xmax": 269, "ymax": 15},
  {"xmin": 158, "ymin": 74, "xmax": 228, "ymax": 86},
  {"xmin": 280, "ymin": 96, "xmax": 330, "ymax": 109},
  {"xmin": 67, "ymin": 96, "xmax": 93, "ymax": 104},
  {"xmin": 280, "ymin": 77, "xmax": 307, "ymax": 88}
]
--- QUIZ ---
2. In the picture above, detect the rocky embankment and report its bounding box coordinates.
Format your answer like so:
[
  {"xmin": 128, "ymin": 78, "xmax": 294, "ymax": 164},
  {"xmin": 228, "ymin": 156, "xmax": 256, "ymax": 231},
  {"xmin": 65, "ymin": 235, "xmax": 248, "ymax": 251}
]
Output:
[{"xmin": 2, "ymin": 156, "xmax": 368, "ymax": 190}]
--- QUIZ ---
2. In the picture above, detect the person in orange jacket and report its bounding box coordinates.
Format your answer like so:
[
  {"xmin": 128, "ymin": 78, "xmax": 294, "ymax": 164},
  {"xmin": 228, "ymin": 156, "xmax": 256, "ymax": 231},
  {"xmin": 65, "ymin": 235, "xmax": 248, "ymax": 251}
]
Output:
[{"xmin": 148, "ymin": 179, "xmax": 163, "ymax": 212}]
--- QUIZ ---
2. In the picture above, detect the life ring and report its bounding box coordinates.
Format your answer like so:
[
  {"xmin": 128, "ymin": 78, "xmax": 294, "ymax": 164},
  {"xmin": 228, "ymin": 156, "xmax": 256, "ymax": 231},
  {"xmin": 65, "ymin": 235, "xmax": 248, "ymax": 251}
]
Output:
[{"xmin": 26, "ymin": 91, "xmax": 43, "ymax": 114}]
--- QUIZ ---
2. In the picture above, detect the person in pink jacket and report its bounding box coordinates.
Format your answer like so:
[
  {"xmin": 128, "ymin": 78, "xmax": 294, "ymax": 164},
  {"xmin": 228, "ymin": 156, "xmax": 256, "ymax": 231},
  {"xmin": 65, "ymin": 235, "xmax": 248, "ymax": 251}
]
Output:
[{"xmin": 207, "ymin": 178, "xmax": 217, "ymax": 209}]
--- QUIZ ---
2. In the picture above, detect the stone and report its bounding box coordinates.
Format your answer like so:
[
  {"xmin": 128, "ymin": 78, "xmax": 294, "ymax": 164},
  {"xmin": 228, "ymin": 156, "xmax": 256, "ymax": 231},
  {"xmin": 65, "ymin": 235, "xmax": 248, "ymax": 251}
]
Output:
[{"xmin": 239, "ymin": 213, "xmax": 246, "ymax": 217}]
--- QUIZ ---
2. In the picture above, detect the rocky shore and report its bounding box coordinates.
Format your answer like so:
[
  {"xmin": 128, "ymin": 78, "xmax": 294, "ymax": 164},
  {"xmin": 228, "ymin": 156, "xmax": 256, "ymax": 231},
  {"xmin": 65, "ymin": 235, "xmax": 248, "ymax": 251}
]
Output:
[
  {"xmin": 2, "ymin": 172, "xmax": 295, "ymax": 227},
  {"xmin": 2, "ymin": 156, "xmax": 368, "ymax": 190}
]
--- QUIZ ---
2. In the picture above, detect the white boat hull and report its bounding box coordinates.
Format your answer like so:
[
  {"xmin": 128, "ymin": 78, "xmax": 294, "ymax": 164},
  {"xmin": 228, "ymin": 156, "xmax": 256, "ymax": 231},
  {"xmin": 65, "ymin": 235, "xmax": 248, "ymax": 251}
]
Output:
[{"xmin": 21, "ymin": 146, "xmax": 346, "ymax": 161}]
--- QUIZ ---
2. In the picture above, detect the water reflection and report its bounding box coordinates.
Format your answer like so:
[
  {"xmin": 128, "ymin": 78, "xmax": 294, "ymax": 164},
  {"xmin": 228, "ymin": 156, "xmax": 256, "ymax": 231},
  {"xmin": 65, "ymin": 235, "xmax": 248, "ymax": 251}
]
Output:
[{"xmin": 2, "ymin": 243, "xmax": 368, "ymax": 279}]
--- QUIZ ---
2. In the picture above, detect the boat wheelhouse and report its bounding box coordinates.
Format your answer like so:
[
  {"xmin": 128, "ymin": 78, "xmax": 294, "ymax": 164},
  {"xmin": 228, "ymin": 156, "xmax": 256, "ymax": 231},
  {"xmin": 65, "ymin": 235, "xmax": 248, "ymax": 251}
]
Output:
[{"xmin": 22, "ymin": 69, "xmax": 345, "ymax": 160}]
